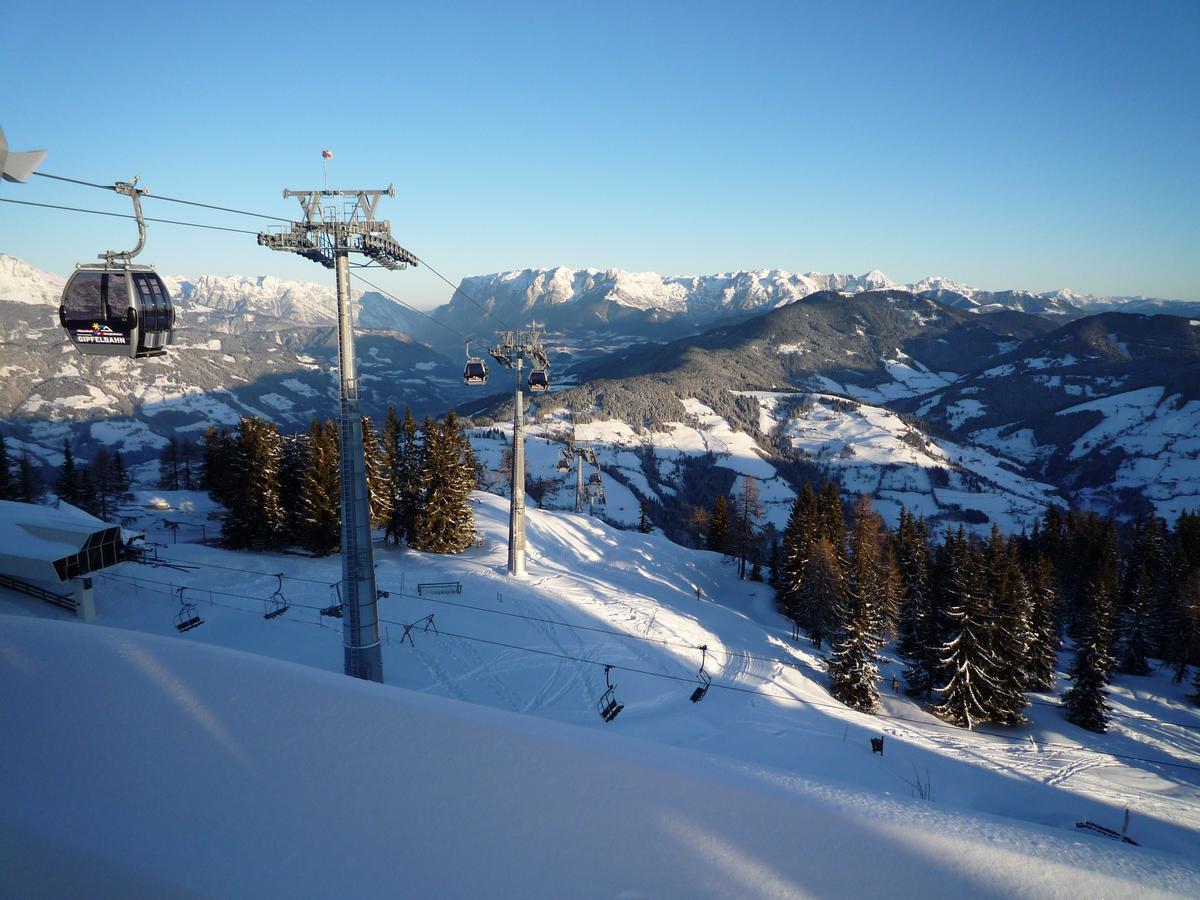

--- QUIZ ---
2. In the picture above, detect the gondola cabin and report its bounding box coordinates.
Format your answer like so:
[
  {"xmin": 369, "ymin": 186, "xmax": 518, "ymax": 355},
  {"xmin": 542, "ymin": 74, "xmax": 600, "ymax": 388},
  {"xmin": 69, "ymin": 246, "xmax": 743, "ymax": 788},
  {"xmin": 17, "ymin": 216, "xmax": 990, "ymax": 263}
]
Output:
[
  {"xmin": 463, "ymin": 358, "xmax": 488, "ymax": 385},
  {"xmin": 528, "ymin": 369, "xmax": 549, "ymax": 392},
  {"xmin": 59, "ymin": 264, "xmax": 174, "ymax": 358}
]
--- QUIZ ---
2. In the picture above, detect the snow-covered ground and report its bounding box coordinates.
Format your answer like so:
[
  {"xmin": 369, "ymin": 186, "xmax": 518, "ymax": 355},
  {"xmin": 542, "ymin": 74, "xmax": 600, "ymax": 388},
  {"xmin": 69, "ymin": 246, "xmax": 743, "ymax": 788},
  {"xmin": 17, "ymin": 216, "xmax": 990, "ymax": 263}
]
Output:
[
  {"xmin": 6, "ymin": 615, "xmax": 1199, "ymax": 899},
  {"xmin": 491, "ymin": 393, "xmax": 1063, "ymax": 535},
  {"xmin": 2, "ymin": 491, "xmax": 1198, "ymax": 896}
]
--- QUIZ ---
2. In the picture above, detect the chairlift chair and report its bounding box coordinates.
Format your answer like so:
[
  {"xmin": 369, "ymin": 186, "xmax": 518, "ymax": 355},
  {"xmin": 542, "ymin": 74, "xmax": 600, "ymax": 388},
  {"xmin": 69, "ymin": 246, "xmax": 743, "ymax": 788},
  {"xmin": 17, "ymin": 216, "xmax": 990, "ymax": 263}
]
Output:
[
  {"xmin": 556, "ymin": 449, "xmax": 572, "ymax": 473},
  {"xmin": 58, "ymin": 179, "xmax": 174, "ymax": 358},
  {"xmin": 689, "ymin": 645, "xmax": 711, "ymax": 703},
  {"xmin": 175, "ymin": 588, "xmax": 203, "ymax": 632},
  {"xmin": 597, "ymin": 664, "xmax": 624, "ymax": 722},
  {"xmin": 320, "ymin": 583, "xmax": 344, "ymax": 618},
  {"xmin": 264, "ymin": 574, "xmax": 290, "ymax": 620}
]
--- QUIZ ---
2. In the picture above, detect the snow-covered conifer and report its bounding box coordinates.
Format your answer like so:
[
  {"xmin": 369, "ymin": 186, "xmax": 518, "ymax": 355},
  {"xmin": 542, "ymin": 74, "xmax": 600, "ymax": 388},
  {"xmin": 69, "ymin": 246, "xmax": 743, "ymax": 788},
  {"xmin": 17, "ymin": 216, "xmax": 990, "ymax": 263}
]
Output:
[
  {"xmin": 300, "ymin": 419, "xmax": 340, "ymax": 555},
  {"xmin": 827, "ymin": 496, "xmax": 886, "ymax": 712},
  {"xmin": 412, "ymin": 411, "xmax": 476, "ymax": 554},
  {"xmin": 1063, "ymin": 579, "xmax": 1115, "ymax": 733},
  {"xmin": 934, "ymin": 532, "xmax": 1003, "ymax": 728},
  {"xmin": 361, "ymin": 416, "xmax": 394, "ymax": 531},
  {"xmin": 1024, "ymin": 556, "xmax": 1060, "ymax": 692},
  {"xmin": 223, "ymin": 417, "xmax": 286, "ymax": 550}
]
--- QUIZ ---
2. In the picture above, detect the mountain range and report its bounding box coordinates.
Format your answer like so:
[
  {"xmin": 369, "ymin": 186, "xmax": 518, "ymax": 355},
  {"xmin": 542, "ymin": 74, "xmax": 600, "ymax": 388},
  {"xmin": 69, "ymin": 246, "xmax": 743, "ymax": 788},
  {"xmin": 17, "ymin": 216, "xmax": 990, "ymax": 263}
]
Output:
[{"xmin": 2, "ymin": 251, "xmax": 1197, "ymax": 532}]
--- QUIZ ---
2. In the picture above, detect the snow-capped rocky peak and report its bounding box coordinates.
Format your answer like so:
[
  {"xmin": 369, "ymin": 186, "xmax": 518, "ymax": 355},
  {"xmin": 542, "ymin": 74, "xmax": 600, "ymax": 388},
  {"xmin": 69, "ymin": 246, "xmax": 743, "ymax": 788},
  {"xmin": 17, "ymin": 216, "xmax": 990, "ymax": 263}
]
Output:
[
  {"xmin": 0, "ymin": 253, "xmax": 66, "ymax": 305},
  {"xmin": 910, "ymin": 275, "xmax": 976, "ymax": 296},
  {"xmin": 173, "ymin": 273, "xmax": 356, "ymax": 324},
  {"xmin": 855, "ymin": 268, "xmax": 898, "ymax": 291}
]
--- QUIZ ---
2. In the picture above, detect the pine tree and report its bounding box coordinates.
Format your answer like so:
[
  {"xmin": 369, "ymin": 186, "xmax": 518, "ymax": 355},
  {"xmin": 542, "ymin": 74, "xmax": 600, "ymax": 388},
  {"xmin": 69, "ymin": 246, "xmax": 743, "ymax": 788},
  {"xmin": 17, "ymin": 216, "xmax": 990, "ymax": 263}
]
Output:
[
  {"xmin": 1190, "ymin": 664, "xmax": 1200, "ymax": 708},
  {"xmin": 361, "ymin": 416, "xmax": 394, "ymax": 530},
  {"xmin": 799, "ymin": 536, "xmax": 844, "ymax": 649},
  {"xmin": 276, "ymin": 431, "xmax": 309, "ymax": 546},
  {"xmin": 777, "ymin": 483, "xmax": 817, "ymax": 626},
  {"xmin": 111, "ymin": 451, "xmax": 133, "ymax": 507},
  {"xmin": 412, "ymin": 411, "xmax": 476, "ymax": 554},
  {"xmin": 767, "ymin": 538, "xmax": 782, "ymax": 590},
  {"xmin": 88, "ymin": 447, "xmax": 114, "ymax": 520},
  {"xmin": 733, "ymin": 475, "xmax": 764, "ymax": 579},
  {"xmin": 0, "ymin": 434, "xmax": 13, "ymax": 501},
  {"xmin": 201, "ymin": 425, "xmax": 236, "ymax": 507},
  {"xmin": 1025, "ymin": 556, "xmax": 1060, "ymax": 692},
  {"xmin": 16, "ymin": 451, "xmax": 41, "ymax": 503},
  {"xmin": 896, "ymin": 510, "xmax": 938, "ymax": 696},
  {"xmin": 55, "ymin": 439, "xmax": 82, "ymax": 506},
  {"xmin": 381, "ymin": 405, "xmax": 403, "ymax": 543},
  {"xmin": 707, "ymin": 495, "xmax": 730, "ymax": 554},
  {"xmin": 986, "ymin": 531, "xmax": 1031, "ymax": 725},
  {"xmin": 158, "ymin": 437, "xmax": 181, "ymax": 491},
  {"xmin": 827, "ymin": 496, "xmax": 886, "ymax": 712},
  {"xmin": 77, "ymin": 466, "xmax": 98, "ymax": 518},
  {"xmin": 300, "ymin": 419, "xmax": 341, "ymax": 555},
  {"xmin": 1117, "ymin": 515, "xmax": 1164, "ymax": 675},
  {"xmin": 1163, "ymin": 568, "xmax": 1200, "ymax": 686},
  {"xmin": 392, "ymin": 408, "xmax": 423, "ymax": 545},
  {"xmin": 179, "ymin": 439, "xmax": 195, "ymax": 491},
  {"xmin": 816, "ymin": 481, "xmax": 846, "ymax": 551},
  {"xmin": 222, "ymin": 417, "xmax": 286, "ymax": 550},
  {"xmin": 638, "ymin": 500, "xmax": 652, "ymax": 534},
  {"xmin": 1158, "ymin": 542, "xmax": 1199, "ymax": 683},
  {"xmin": 1063, "ymin": 579, "xmax": 1115, "ymax": 733},
  {"xmin": 749, "ymin": 553, "xmax": 764, "ymax": 582},
  {"xmin": 934, "ymin": 533, "xmax": 1004, "ymax": 729}
]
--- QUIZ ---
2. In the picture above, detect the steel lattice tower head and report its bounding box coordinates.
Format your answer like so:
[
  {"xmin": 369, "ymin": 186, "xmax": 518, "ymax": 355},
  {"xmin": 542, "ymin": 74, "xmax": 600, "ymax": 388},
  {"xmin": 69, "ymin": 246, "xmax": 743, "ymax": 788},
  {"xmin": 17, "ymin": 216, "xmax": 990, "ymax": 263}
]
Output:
[{"xmin": 257, "ymin": 186, "xmax": 416, "ymax": 682}]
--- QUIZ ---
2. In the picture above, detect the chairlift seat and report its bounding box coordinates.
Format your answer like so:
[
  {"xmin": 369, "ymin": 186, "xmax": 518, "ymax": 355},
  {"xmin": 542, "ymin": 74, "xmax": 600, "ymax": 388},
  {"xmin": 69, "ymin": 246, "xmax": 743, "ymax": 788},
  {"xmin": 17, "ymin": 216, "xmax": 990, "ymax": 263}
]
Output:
[
  {"xmin": 689, "ymin": 685, "xmax": 709, "ymax": 703},
  {"xmin": 176, "ymin": 614, "xmax": 203, "ymax": 632},
  {"xmin": 528, "ymin": 369, "xmax": 549, "ymax": 392}
]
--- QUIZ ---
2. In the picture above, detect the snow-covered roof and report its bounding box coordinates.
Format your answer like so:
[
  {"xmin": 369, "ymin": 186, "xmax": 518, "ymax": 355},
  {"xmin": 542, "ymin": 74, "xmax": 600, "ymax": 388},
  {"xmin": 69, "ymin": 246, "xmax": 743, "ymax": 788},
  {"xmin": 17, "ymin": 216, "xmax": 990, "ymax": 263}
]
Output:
[{"xmin": 0, "ymin": 500, "xmax": 124, "ymax": 584}]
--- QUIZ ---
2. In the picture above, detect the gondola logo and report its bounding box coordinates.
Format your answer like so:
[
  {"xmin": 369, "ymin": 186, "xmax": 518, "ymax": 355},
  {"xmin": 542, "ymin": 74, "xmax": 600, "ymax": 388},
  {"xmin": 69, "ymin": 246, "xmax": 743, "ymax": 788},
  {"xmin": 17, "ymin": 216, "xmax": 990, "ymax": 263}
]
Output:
[{"xmin": 75, "ymin": 322, "xmax": 127, "ymax": 344}]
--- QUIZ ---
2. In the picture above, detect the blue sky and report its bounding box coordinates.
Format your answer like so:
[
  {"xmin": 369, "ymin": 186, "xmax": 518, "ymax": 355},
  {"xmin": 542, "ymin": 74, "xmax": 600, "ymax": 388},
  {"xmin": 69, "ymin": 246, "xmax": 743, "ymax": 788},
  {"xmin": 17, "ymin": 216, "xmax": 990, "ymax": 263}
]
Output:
[{"xmin": 2, "ymin": 0, "xmax": 1197, "ymax": 306}]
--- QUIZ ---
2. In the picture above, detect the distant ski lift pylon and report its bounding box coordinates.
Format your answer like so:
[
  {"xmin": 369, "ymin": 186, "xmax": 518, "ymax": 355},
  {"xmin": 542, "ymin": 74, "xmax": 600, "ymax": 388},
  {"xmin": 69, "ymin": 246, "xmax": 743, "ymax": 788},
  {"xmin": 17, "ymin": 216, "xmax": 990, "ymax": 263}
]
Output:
[{"xmin": 597, "ymin": 664, "xmax": 624, "ymax": 722}]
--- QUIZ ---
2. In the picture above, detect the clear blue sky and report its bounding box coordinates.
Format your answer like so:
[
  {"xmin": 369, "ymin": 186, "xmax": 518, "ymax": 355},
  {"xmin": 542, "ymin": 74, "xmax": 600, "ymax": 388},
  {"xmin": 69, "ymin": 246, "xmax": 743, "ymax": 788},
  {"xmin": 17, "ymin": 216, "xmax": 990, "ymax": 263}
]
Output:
[{"xmin": 2, "ymin": 0, "xmax": 1197, "ymax": 306}]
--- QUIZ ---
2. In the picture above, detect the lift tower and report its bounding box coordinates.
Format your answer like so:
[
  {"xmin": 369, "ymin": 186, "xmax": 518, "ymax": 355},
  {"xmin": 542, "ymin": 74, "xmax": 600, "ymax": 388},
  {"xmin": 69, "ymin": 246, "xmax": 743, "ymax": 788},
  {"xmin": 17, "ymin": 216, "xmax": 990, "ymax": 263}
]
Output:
[
  {"xmin": 258, "ymin": 186, "xmax": 416, "ymax": 683},
  {"xmin": 489, "ymin": 328, "xmax": 550, "ymax": 576}
]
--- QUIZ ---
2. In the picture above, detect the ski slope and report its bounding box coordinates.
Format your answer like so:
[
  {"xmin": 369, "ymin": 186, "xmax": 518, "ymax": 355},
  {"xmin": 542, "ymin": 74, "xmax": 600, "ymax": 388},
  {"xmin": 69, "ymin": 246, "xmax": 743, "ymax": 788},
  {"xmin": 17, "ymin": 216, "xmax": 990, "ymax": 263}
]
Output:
[{"xmin": 2, "ymin": 491, "xmax": 1199, "ymax": 895}]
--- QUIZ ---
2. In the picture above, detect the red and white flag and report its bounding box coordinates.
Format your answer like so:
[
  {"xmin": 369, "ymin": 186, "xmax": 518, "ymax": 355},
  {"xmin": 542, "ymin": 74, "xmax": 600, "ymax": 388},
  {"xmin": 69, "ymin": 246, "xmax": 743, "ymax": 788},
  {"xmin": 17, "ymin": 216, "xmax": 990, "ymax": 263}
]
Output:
[{"xmin": 322, "ymin": 149, "xmax": 333, "ymax": 160}]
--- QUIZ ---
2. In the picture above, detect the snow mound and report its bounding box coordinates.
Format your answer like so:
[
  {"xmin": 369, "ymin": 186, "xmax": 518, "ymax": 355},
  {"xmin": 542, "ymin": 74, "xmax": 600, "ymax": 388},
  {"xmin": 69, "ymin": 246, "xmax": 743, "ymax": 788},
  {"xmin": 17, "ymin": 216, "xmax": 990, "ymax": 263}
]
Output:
[{"xmin": 3, "ymin": 614, "xmax": 1197, "ymax": 898}]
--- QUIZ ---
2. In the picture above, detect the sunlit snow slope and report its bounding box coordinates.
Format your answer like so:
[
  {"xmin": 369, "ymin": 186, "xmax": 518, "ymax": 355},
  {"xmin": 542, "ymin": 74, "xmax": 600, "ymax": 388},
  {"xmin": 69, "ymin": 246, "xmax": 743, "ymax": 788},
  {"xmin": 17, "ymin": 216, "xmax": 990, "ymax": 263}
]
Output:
[{"xmin": 2, "ymin": 492, "xmax": 1199, "ymax": 896}]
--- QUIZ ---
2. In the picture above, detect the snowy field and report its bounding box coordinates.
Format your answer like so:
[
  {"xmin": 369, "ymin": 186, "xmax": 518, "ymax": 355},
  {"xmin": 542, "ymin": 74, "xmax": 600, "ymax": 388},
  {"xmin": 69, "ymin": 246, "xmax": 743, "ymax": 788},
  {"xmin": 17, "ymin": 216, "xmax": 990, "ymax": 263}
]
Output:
[
  {"xmin": 493, "ymin": 392, "xmax": 1065, "ymax": 536},
  {"xmin": 2, "ymin": 492, "xmax": 1200, "ymax": 896}
]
